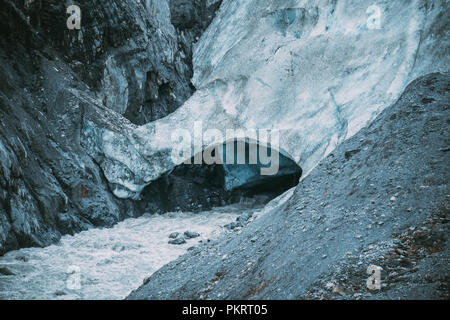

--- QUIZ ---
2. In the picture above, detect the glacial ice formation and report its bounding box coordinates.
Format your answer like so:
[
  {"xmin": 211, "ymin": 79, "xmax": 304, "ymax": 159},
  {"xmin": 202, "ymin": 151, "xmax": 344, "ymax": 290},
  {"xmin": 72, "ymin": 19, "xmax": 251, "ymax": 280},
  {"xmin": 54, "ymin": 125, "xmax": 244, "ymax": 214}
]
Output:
[{"xmin": 84, "ymin": 0, "xmax": 449, "ymax": 199}]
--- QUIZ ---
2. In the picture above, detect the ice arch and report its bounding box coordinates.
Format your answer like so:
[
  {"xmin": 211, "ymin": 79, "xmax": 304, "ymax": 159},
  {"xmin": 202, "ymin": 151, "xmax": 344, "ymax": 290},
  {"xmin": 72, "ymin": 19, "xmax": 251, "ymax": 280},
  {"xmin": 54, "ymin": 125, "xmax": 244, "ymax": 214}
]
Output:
[{"xmin": 137, "ymin": 138, "xmax": 302, "ymax": 213}]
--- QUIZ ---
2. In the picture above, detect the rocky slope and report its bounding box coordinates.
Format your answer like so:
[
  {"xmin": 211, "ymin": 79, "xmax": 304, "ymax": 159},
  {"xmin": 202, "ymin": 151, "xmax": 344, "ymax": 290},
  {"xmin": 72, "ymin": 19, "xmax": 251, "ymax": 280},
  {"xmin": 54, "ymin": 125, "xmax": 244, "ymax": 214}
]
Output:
[
  {"xmin": 0, "ymin": 0, "xmax": 221, "ymax": 254},
  {"xmin": 10, "ymin": 0, "xmax": 221, "ymax": 125},
  {"xmin": 128, "ymin": 72, "xmax": 449, "ymax": 300}
]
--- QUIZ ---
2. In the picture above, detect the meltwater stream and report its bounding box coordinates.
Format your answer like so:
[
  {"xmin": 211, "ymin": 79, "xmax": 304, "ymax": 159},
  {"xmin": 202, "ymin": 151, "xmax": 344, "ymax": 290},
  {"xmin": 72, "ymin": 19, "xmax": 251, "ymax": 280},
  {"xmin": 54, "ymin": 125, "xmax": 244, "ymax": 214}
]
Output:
[{"xmin": 0, "ymin": 203, "xmax": 262, "ymax": 300}]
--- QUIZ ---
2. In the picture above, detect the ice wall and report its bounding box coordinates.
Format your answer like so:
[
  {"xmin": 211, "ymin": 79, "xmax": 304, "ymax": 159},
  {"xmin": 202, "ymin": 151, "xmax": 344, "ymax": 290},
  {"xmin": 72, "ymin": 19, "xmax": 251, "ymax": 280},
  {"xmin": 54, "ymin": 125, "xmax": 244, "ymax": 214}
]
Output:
[{"xmin": 84, "ymin": 0, "xmax": 449, "ymax": 199}]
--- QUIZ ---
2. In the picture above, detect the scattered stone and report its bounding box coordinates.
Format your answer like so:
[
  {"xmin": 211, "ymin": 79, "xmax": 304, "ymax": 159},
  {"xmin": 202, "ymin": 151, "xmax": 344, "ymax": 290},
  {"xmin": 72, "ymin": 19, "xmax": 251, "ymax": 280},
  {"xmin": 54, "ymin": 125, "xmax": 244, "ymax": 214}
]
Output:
[
  {"xmin": 169, "ymin": 237, "xmax": 186, "ymax": 245},
  {"xmin": 15, "ymin": 255, "xmax": 28, "ymax": 262},
  {"xmin": 225, "ymin": 221, "xmax": 242, "ymax": 230},
  {"xmin": 237, "ymin": 213, "xmax": 252, "ymax": 223},
  {"xmin": 112, "ymin": 244, "xmax": 125, "ymax": 252},
  {"xmin": 168, "ymin": 232, "xmax": 179, "ymax": 239},
  {"xmin": 184, "ymin": 231, "xmax": 200, "ymax": 239},
  {"xmin": 143, "ymin": 276, "xmax": 151, "ymax": 285},
  {"xmin": 0, "ymin": 266, "xmax": 15, "ymax": 276}
]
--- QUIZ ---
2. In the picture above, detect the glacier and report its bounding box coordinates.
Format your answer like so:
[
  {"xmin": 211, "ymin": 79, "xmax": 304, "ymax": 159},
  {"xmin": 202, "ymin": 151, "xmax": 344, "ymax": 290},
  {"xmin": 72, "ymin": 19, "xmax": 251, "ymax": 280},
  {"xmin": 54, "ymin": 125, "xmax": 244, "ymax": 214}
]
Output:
[{"xmin": 83, "ymin": 0, "xmax": 449, "ymax": 199}]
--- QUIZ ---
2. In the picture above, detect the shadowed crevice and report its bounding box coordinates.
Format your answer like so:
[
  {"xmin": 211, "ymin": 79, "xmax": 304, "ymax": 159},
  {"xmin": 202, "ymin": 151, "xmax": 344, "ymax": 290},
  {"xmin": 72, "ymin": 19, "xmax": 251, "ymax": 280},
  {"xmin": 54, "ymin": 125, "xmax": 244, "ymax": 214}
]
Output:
[{"xmin": 139, "ymin": 139, "xmax": 302, "ymax": 213}]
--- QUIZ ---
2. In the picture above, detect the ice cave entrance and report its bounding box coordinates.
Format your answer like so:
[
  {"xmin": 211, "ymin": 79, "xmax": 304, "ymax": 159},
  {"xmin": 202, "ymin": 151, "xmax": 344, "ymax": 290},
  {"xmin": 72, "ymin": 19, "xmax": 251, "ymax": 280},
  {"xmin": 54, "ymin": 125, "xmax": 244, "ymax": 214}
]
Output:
[{"xmin": 141, "ymin": 139, "xmax": 302, "ymax": 212}]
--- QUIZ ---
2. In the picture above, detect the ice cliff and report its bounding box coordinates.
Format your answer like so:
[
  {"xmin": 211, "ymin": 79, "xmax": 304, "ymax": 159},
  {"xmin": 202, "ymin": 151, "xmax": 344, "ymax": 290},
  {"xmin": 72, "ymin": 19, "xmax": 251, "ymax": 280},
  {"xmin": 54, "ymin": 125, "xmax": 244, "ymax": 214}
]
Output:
[{"xmin": 86, "ymin": 0, "xmax": 449, "ymax": 200}]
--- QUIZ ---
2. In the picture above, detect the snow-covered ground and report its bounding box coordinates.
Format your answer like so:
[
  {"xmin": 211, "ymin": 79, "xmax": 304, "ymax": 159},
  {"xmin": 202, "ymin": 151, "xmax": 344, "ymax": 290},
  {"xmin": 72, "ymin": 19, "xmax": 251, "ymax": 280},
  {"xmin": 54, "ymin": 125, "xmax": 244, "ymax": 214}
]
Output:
[{"xmin": 0, "ymin": 204, "xmax": 258, "ymax": 300}]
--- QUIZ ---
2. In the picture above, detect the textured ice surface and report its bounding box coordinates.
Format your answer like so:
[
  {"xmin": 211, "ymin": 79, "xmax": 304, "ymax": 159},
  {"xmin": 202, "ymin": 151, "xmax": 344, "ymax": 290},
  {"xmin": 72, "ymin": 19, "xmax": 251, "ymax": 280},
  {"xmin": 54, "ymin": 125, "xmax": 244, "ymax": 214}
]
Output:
[
  {"xmin": 0, "ymin": 205, "xmax": 255, "ymax": 300},
  {"xmin": 83, "ymin": 0, "xmax": 449, "ymax": 199}
]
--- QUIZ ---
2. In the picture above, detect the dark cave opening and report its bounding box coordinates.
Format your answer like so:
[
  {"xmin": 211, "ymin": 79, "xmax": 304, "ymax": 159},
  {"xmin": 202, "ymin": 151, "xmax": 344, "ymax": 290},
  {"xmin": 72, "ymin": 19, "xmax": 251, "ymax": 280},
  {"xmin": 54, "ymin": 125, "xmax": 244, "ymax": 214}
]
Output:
[{"xmin": 140, "ymin": 140, "xmax": 302, "ymax": 213}]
